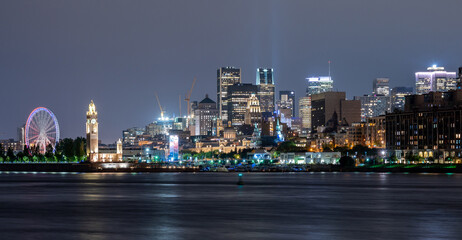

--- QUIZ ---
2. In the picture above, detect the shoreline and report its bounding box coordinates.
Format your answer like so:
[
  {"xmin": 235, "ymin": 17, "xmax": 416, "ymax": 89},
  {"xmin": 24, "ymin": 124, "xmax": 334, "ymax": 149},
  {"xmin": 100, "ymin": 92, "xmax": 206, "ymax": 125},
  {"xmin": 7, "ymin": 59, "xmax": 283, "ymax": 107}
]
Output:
[{"xmin": 1, "ymin": 163, "xmax": 462, "ymax": 174}]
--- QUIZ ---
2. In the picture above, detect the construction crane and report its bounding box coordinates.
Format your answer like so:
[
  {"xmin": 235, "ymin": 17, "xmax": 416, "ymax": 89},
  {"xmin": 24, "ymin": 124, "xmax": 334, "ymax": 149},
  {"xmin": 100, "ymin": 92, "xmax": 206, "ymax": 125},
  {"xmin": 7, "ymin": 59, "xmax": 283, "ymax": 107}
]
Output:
[
  {"xmin": 155, "ymin": 92, "xmax": 165, "ymax": 120},
  {"xmin": 185, "ymin": 77, "xmax": 197, "ymax": 117},
  {"xmin": 179, "ymin": 94, "xmax": 182, "ymax": 117}
]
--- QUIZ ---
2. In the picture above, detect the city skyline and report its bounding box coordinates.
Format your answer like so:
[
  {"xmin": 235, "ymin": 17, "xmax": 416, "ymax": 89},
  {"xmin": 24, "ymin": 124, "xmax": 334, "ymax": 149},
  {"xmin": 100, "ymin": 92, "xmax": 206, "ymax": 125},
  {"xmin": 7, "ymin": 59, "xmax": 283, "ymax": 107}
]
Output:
[
  {"xmin": 4, "ymin": 2, "xmax": 462, "ymax": 240},
  {"xmin": 1, "ymin": 0, "xmax": 462, "ymax": 142}
]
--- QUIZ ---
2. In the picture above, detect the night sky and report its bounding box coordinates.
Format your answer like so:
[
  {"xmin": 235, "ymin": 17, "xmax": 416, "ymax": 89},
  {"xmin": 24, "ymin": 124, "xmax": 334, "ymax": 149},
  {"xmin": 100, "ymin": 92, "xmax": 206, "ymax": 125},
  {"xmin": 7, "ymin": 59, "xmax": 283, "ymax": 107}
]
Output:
[{"xmin": 1, "ymin": 0, "xmax": 462, "ymax": 143}]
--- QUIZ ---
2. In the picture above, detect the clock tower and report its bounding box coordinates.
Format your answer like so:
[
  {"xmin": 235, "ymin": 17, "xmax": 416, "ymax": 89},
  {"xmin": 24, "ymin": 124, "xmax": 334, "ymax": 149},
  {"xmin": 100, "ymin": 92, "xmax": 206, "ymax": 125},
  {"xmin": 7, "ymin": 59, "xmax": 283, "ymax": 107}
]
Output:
[{"xmin": 86, "ymin": 100, "xmax": 98, "ymax": 162}]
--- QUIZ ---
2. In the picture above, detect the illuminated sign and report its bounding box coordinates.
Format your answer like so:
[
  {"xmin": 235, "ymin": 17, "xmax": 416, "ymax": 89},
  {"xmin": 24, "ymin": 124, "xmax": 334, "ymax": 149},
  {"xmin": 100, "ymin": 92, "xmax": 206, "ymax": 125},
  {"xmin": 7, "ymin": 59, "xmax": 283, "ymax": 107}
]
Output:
[{"xmin": 169, "ymin": 135, "xmax": 179, "ymax": 161}]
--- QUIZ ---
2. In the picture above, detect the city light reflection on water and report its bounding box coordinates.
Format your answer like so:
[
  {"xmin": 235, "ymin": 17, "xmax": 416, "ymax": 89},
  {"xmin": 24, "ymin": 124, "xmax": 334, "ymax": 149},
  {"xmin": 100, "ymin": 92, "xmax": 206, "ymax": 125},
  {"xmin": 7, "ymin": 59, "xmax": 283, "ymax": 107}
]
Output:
[{"xmin": 1, "ymin": 172, "xmax": 462, "ymax": 239}]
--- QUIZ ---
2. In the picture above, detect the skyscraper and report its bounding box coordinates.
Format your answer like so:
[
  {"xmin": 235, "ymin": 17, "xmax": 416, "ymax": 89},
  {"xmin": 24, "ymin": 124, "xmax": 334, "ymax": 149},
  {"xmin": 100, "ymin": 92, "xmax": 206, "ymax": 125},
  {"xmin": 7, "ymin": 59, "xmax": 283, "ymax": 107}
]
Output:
[
  {"xmin": 415, "ymin": 65, "xmax": 457, "ymax": 94},
  {"xmin": 298, "ymin": 96, "xmax": 311, "ymax": 130},
  {"xmin": 256, "ymin": 68, "xmax": 275, "ymax": 113},
  {"xmin": 303, "ymin": 76, "xmax": 334, "ymax": 131},
  {"xmin": 194, "ymin": 94, "xmax": 218, "ymax": 136},
  {"xmin": 306, "ymin": 76, "xmax": 333, "ymax": 95},
  {"xmin": 217, "ymin": 67, "xmax": 241, "ymax": 122},
  {"xmin": 244, "ymin": 93, "xmax": 262, "ymax": 126},
  {"xmin": 391, "ymin": 87, "xmax": 413, "ymax": 111},
  {"xmin": 277, "ymin": 90, "xmax": 296, "ymax": 118},
  {"xmin": 373, "ymin": 78, "xmax": 390, "ymax": 96},
  {"xmin": 227, "ymin": 83, "xmax": 258, "ymax": 126},
  {"xmin": 354, "ymin": 95, "xmax": 391, "ymax": 122},
  {"xmin": 311, "ymin": 92, "xmax": 361, "ymax": 131}
]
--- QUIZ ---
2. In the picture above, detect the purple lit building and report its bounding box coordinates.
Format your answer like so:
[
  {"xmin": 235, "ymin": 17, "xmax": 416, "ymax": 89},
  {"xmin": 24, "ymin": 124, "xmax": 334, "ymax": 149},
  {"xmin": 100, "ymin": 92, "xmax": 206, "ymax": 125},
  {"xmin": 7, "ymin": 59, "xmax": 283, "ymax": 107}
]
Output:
[{"xmin": 415, "ymin": 65, "xmax": 457, "ymax": 94}]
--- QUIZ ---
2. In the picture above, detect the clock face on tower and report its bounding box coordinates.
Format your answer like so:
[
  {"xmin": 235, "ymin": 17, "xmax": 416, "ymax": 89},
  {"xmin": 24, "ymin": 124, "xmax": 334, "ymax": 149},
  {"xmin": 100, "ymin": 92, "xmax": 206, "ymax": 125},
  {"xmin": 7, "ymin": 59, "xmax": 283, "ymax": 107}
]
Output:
[{"xmin": 91, "ymin": 119, "xmax": 96, "ymax": 124}]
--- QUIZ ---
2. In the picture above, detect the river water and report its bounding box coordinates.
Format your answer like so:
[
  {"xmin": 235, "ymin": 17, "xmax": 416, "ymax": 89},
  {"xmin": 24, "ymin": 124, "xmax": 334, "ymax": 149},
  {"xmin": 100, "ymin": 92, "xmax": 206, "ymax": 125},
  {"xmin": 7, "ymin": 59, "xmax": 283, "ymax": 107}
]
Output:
[{"xmin": 1, "ymin": 172, "xmax": 462, "ymax": 239}]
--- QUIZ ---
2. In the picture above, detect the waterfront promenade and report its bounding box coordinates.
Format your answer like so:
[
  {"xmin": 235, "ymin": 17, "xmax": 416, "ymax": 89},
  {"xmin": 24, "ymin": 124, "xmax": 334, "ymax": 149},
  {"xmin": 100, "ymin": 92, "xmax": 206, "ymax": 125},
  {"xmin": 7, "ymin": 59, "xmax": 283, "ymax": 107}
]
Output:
[{"xmin": 1, "ymin": 162, "xmax": 462, "ymax": 173}]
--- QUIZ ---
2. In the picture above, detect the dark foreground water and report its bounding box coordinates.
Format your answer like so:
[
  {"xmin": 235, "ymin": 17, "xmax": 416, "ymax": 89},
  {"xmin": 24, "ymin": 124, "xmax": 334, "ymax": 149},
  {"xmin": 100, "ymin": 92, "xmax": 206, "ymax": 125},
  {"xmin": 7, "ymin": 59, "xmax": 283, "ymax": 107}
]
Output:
[{"xmin": 1, "ymin": 172, "xmax": 462, "ymax": 240}]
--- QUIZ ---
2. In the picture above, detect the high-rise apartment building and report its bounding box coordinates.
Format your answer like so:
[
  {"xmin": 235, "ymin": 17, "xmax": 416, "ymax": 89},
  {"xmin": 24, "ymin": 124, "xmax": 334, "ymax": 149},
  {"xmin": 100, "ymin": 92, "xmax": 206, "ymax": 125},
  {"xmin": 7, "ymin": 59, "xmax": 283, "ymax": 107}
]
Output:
[
  {"xmin": 373, "ymin": 78, "xmax": 390, "ymax": 96},
  {"xmin": 256, "ymin": 68, "xmax": 275, "ymax": 113},
  {"xmin": 227, "ymin": 83, "xmax": 258, "ymax": 126},
  {"xmin": 217, "ymin": 67, "xmax": 241, "ymax": 121},
  {"xmin": 415, "ymin": 65, "xmax": 457, "ymax": 94}
]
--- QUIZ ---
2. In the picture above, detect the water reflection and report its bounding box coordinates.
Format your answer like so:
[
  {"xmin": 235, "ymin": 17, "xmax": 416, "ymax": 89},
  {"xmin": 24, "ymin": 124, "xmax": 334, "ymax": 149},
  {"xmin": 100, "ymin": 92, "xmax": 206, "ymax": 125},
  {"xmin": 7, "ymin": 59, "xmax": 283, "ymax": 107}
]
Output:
[{"xmin": 0, "ymin": 172, "xmax": 462, "ymax": 239}]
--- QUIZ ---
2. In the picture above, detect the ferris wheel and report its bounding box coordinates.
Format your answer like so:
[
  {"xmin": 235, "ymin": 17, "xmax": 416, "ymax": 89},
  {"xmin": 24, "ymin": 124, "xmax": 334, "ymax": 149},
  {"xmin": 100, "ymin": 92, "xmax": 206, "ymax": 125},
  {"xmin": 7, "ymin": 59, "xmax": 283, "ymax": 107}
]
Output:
[{"xmin": 25, "ymin": 107, "xmax": 60, "ymax": 154}]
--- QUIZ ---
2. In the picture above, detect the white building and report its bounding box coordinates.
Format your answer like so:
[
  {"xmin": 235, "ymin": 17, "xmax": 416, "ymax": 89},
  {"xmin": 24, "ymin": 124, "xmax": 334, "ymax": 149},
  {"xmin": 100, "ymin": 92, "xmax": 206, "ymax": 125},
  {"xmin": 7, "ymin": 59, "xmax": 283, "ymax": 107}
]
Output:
[
  {"xmin": 280, "ymin": 152, "xmax": 341, "ymax": 164},
  {"xmin": 415, "ymin": 65, "xmax": 457, "ymax": 95},
  {"xmin": 306, "ymin": 76, "xmax": 333, "ymax": 95}
]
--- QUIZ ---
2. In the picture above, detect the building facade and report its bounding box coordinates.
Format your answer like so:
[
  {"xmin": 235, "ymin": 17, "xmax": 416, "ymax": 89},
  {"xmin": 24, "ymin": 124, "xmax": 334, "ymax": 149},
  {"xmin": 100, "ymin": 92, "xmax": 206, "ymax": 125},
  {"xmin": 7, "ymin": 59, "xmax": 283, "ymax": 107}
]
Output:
[
  {"xmin": 122, "ymin": 127, "xmax": 145, "ymax": 146},
  {"xmin": 354, "ymin": 95, "xmax": 391, "ymax": 122},
  {"xmin": 298, "ymin": 96, "xmax": 311, "ymax": 130},
  {"xmin": 244, "ymin": 93, "xmax": 262, "ymax": 126},
  {"xmin": 280, "ymin": 152, "xmax": 341, "ymax": 164},
  {"xmin": 217, "ymin": 67, "xmax": 241, "ymax": 122},
  {"xmin": 227, "ymin": 83, "xmax": 258, "ymax": 126},
  {"xmin": 0, "ymin": 139, "xmax": 22, "ymax": 153},
  {"xmin": 386, "ymin": 90, "xmax": 462, "ymax": 162},
  {"xmin": 348, "ymin": 116, "xmax": 385, "ymax": 148},
  {"xmin": 391, "ymin": 87, "xmax": 414, "ymax": 112},
  {"xmin": 303, "ymin": 76, "xmax": 334, "ymax": 132},
  {"xmin": 277, "ymin": 90, "xmax": 296, "ymax": 118},
  {"xmin": 415, "ymin": 65, "xmax": 457, "ymax": 95},
  {"xmin": 306, "ymin": 76, "xmax": 333, "ymax": 96},
  {"xmin": 311, "ymin": 92, "xmax": 361, "ymax": 131},
  {"xmin": 366, "ymin": 116, "xmax": 386, "ymax": 148},
  {"xmin": 373, "ymin": 78, "xmax": 390, "ymax": 96},
  {"xmin": 194, "ymin": 94, "xmax": 219, "ymax": 136},
  {"xmin": 347, "ymin": 122, "xmax": 366, "ymax": 147},
  {"xmin": 256, "ymin": 68, "xmax": 275, "ymax": 113}
]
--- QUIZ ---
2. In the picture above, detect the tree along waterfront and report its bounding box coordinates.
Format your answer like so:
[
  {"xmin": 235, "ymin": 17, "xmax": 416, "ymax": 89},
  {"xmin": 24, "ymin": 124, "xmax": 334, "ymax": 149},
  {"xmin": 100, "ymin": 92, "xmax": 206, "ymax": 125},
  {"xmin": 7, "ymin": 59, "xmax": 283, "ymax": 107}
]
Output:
[{"xmin": 0, "ymin": 137, "xmax": 86, "ymax": 163}]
